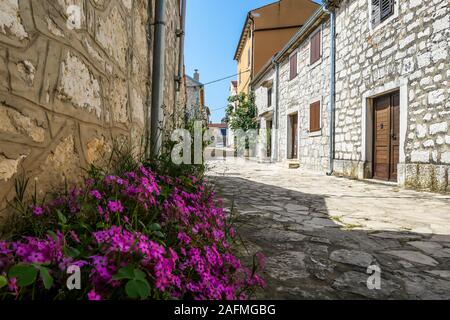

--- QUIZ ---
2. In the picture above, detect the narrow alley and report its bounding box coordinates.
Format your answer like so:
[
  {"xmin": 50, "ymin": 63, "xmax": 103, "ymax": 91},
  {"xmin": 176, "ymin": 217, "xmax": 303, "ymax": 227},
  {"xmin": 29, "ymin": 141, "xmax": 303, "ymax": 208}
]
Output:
[{"xmin": 208, "ymin": 159, "xmax": 450, "ymax": 299}]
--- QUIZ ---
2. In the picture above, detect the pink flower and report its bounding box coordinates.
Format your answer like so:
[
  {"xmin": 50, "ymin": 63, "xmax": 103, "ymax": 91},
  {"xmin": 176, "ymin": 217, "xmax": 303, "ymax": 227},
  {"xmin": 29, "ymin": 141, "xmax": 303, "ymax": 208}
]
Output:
[
  {"xmin": 107, "ymin": 200, "xmax": 124, "ymax": 213},
  {"xmin": 88, "ymin": 290, "xmax": 102, "ymax": 301},
  {"xmin": 90, "ymin": 190, "xmax": 102, "ymax": 200},
  {"xmin": 33, "ymin": 206, "xmax": 44, "ymax": 216}
]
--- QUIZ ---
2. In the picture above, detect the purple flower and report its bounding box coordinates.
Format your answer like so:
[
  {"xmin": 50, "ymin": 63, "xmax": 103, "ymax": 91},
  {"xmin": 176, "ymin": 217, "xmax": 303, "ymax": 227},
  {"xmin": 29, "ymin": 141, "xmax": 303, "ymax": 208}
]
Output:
[
  {"xmin": 90, "ymin": 190, "xmax": 102, "ymax": 200},
  {"xmin": 88, "ymin": 290, "xmax": 102, "ymax": 301},
  {"xmin": 107, "ymin": 200, "xmax": 124, "ymax": 213},
  {"xmin": 33, "ymin": 206, "xmax": 44, "ymax": 217}
]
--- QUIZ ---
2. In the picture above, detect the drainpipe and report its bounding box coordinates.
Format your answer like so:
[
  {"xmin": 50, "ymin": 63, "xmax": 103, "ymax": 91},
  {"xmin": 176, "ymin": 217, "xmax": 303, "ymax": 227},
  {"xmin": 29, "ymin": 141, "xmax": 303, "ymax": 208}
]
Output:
[
  {"xmin": 326, "ymin": 7, "xmax": 336, "ymax": 176},
  {"xmin": 176, "ymin": 0, "xmax": 187, "ymax": 92},
  {"xmin": 150, "ymin": 0, "xmax": 166, "ymax": 159},
  {"xmin": 272, "ymin": 57, "xmax": 280, "ymax": 162}
]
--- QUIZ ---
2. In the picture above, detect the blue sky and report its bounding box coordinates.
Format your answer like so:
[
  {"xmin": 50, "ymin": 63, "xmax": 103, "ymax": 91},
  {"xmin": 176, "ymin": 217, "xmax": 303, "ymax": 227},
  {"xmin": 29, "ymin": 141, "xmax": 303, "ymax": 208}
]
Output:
[{"xmin": 185, "ymin": 0, "xmax": 322, "ymax": 123}]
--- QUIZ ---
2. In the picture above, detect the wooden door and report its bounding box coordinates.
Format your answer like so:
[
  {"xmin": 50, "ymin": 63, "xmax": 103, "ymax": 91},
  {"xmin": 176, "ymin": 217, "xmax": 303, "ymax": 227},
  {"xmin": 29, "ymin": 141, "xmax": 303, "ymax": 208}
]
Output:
[
  {"xmin": 290, "ymin": 114, "xmax": 298, "ymax": 159},
  {"xmin": 373, "ymin": 91, "xmax": 400, "ymax": 181}
]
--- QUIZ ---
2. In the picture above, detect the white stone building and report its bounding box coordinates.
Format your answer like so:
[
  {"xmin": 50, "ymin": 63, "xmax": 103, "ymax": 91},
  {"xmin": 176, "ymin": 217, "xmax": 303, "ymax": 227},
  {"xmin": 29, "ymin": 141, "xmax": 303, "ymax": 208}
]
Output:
[
  {"xmin": 332, "ymin": 0, "xmax": 449, "ymax": 192},
  {"xmin": 185, "ymin": 70, "xmax": 206, "ymax": 123},
  {"xmin": 253, "ymin": 9, "xmax": 332, "ymax": 171},
  {"xmin": 252, "ymin": 0, "xmax": 450, "ymax": 193}
]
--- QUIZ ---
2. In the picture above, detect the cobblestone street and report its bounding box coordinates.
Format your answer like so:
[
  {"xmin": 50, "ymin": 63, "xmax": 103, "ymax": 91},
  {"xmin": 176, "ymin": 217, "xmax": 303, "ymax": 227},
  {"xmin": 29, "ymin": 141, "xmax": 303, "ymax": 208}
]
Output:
[{"xmin": 207, "ymin": 159, "xmax": 450, "ymax": 299}]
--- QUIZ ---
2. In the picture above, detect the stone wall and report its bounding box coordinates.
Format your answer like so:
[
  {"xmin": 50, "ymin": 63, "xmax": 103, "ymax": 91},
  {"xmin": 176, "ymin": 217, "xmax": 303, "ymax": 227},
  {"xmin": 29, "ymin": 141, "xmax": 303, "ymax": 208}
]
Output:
[
  {"xmin": 333, "ymin": 0, "xmax": 449, "ymax": 192},
  {"xmin": 161, "ymin": 0, "xmax": 185, "ymax": 139},
  {"xmin": 0, "ymin": 0, "xmax": 184, "ymax": 209},
  {"xmin": 277, "ymin": 18, "xmax": 331, "ymax": 173}
]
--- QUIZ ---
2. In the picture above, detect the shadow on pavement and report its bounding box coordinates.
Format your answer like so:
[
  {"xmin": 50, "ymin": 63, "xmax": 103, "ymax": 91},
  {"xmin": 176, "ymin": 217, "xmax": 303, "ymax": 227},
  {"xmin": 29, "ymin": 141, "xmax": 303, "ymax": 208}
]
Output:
[{"xmin": 210, "ymin": 175, "xmax": 450, "ymax": 300}]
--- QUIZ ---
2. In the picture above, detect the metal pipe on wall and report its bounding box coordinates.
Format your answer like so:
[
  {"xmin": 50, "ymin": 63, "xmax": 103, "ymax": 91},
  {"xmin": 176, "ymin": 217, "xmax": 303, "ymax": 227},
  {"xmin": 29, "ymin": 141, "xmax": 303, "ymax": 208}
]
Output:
[
  {"xmin": 150, "ymin": 0, "xmax": 167, "ymax": 159},
  {"xmin": 326, "ymin": 8, "xmax": 336, "ymax": 176},
  {"xmin": 177, "ymin": 0, "xmax": 187, "ymax": 91},
  {"xmin": 272, "ymin": 57, "xmax": 280, "ymax": 162}
]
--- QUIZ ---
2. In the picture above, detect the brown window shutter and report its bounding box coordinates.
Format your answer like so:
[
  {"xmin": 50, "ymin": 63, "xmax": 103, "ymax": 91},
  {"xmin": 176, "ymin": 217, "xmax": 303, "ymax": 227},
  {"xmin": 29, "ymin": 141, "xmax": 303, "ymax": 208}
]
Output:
[
  {"xmin": 310, "ymin": 101, "xmax": 321, "ymax": 132},
  {"xmin": 310, "ymin": 30, "xmax": 321, "ymax": 64},
  {"xmin": 290, "ymin": 53, "xmax": 297, "ymax": 80}
]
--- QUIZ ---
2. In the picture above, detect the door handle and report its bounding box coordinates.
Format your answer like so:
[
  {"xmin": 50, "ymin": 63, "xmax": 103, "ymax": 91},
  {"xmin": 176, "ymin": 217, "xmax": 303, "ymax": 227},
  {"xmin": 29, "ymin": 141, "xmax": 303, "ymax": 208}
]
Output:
[{"xmin": 391, "ymin": 133, "xmax": 397, "ymax": 140}]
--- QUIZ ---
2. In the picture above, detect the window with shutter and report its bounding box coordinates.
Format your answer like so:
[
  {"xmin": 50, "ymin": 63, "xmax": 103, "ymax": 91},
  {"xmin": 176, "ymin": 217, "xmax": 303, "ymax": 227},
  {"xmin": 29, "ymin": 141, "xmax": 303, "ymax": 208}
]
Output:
[
  {"xmin": 310, "ymin": 29, "xmax": 321, "ymax": 65},
  {"xmin": 371, "ymin": 0, "xmax": 395, "ymax": 28},
  {"xmin": 310, "ymin": 101, "xmax": 321, "ymax": 132},
  {"xmin": 380, "ymin": 0, "xmax": 394, "ymax": 22},
  {"xmin": 289, "ymin": 53, "xmax": 297, "ymax": 80}
]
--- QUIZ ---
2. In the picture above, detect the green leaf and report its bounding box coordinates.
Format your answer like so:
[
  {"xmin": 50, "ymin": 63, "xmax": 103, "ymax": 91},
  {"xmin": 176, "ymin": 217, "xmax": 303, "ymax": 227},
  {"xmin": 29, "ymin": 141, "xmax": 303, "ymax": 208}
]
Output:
[
  {"xmin": 47, "ymin": 230, "xmax": 58, "ymax": 242},
  {"xmin": 39, "ymin": 267, "xmax": 54, "ymax": 290},
  {"xmin": 57, "ymin": 210, "xmax": 67, "ymax": 224},
  {"xmin": 8, "ymin": 264, "xmax": 38, "ymax": 287},
  {"xmin": 133, "ymin": 269, "xmax": 146, "ymax": 281},
  {"xmin": 0, "ymin": 275, "xmax": 7, "ymax": 289},
  {"xmin": 63, "ymin": 246, "xmax": 80, "ymax": 258},
  {"xmin": 112, "ymin": 266, "xmax": 135, "ymax": 281},
  {"xmin": 149, "ymin": 223, "xmax": 161, "ymax": 231},
  {"xmin": 125, "ymin": 279, "xmax": 150, "ymax": 299},
  {"xmin": 155, "ymin": 231, "xmax": 165, "ymax": 238}
]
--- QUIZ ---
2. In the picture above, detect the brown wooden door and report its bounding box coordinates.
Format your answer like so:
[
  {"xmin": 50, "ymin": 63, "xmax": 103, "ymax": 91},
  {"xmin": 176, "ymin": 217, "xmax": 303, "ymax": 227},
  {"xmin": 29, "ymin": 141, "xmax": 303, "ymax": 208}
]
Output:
[
  {"xmin": 373, "ymin": 91, "xmax": 400, "ymax": 181},
  {"xmin": 290, "ymin": 114, "xmax": 298, "ymax": 159}
]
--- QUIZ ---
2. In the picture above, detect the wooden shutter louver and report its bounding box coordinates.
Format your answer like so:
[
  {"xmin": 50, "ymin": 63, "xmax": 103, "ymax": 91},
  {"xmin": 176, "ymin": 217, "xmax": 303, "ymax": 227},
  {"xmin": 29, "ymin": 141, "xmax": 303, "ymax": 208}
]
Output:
[
  {"xmin": 380, "ymin": 0, "xmax": 394, "ymax": 22},
  {"xmin": 371, "ymin": 0, "xmax": 381, "ymax": 27},
  {"xmin": 310, "ymin": 30, "xmax": 321, "ymax": 64},
  {"xmin": 310, "ymin": 101, "xmax": 321, "ymax": 132},
  {"xmin": 290, "ymin": 53, "xmax": 297, "ymax": 80}
]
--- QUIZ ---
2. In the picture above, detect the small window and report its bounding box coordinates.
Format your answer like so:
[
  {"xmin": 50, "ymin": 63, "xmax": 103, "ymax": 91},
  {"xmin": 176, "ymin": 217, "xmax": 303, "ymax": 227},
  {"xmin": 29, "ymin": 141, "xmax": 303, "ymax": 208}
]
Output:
[
  {"xmin": 310, "ymin": 29, "xmax": 321, "ymax": 65},
  {"xmin": 371, "ymin": 0, "xmax": 395, "ymax": 28},
  {"xmin": 310, "ymin": 101, "xmax": 321, "ymax": 132},
  {"xmin": 267, "ymin": 87, "xmax": 272, "ymax": 107},
  {"xmin": 289, "ymin": 53, "xmax": 297, "ymax": 80},
  {"xmin": 248, "ymin": 48, "xmax": 251, "ymax": 67}
]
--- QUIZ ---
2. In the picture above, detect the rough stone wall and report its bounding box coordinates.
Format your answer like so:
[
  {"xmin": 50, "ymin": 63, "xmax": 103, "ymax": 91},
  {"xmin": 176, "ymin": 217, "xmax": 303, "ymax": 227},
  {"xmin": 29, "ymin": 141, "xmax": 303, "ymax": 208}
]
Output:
[
  {"xmin": 185, "ymin": 76, "xmax": 202, "ymax": 121},
  {"xmin": 277, "ymin": 19, "xmax": 331, "ymax": 172},
  {"xmin": 0, "ymin": 0, "xmax": 150, "ymax": 208},
  {"xmin": 333, "ymin": 0, "xmax": 449, "ymax": 192},
  {"xmin": 160, "ymin": 0, "xmax": 185, "ymax": 140}
]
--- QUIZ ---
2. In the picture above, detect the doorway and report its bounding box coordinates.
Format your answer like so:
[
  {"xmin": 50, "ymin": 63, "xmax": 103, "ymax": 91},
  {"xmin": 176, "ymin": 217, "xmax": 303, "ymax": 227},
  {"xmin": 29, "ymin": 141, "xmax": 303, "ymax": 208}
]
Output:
[
  {"xmin": 266, "ymin": 119, "xmax": 273, "ymax": 158},
  {"xmin": 373, "ymin": 91, "xmax": 400, "ymax": 181},
  {"xmin": 288, "ymin": 113, "xmax": 298, "ymax": 159}
]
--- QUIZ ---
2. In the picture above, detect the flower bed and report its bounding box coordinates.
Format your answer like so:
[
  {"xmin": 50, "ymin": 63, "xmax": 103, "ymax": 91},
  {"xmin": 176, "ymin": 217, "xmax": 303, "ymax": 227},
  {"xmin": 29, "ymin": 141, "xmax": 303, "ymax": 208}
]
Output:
[{"xmin": 0, "ymin": 165, "xmax": 264, "ymax": 300}]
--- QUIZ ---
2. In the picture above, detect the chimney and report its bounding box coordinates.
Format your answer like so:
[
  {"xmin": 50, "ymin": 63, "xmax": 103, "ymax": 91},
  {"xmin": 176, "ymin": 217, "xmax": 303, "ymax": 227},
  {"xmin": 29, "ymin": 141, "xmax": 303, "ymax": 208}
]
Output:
[{"xmin": 194, "ymin": 69, "xmax": 200, "ymax": 82}]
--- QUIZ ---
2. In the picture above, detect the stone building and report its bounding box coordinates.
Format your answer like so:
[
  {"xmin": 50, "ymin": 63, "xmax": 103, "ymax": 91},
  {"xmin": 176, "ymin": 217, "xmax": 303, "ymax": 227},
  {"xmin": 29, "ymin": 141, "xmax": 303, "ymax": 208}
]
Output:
[
  {"xmin": 252, "ymin": 0, "xmax": 450, "ymax": 193},
  {"xmin": 185, "ymin": 69, "xmax": 206, "ymax": 123},
  {"xmin": 331, "ymin": 0, "xmax": 449, "ymax": 192},
  {"xmin": 0, "ymin": 0, "xmax": 187, "ymax": 209},
  {"xmin": 253, "ymin": 9, "xmax": 332, "ymax": 171}
]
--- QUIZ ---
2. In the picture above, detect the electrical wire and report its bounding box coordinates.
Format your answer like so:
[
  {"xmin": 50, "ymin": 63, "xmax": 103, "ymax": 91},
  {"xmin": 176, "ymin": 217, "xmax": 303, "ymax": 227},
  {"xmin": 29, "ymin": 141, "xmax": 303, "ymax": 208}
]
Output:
[{"xmin": 202, "ymin": 69, "xmax": 250, "ymax": 86}]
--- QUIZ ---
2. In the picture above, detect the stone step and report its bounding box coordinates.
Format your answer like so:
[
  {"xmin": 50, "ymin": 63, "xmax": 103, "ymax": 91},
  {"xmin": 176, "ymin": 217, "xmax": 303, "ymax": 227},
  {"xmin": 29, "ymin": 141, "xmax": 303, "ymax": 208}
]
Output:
[{"xmin": 287, "ymin": 161, "xmax": 300, "ymax": 169}]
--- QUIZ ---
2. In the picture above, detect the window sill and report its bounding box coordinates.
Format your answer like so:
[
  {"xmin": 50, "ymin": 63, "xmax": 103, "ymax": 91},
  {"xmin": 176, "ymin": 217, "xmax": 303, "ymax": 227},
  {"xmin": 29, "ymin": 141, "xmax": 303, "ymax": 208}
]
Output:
[
  {"xmin": 308, "ymin": 129, "xmax": 322, "ymax": 137},
  {"xmin": 369, "ymin": 14, "xmax": 398, "ymax": 35},
  {"xmin": 309, "ymin": 57, "xmax": 322, "ymax": 69}
]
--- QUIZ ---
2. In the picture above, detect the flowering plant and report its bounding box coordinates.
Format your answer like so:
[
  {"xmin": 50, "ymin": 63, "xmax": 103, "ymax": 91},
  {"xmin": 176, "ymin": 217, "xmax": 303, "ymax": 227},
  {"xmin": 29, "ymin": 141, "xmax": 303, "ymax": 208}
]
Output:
[{"xmin": 0, "ymin": 164, "xmax": 264, "ymax": 300}]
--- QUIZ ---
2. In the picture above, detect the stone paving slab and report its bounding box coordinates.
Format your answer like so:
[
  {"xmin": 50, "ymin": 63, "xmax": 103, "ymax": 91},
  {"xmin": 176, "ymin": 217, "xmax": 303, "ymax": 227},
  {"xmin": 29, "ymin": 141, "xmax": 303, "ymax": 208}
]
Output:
[{"xmin": 207, "ymin": 159, "xmax": 450, "ymax": 300}]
